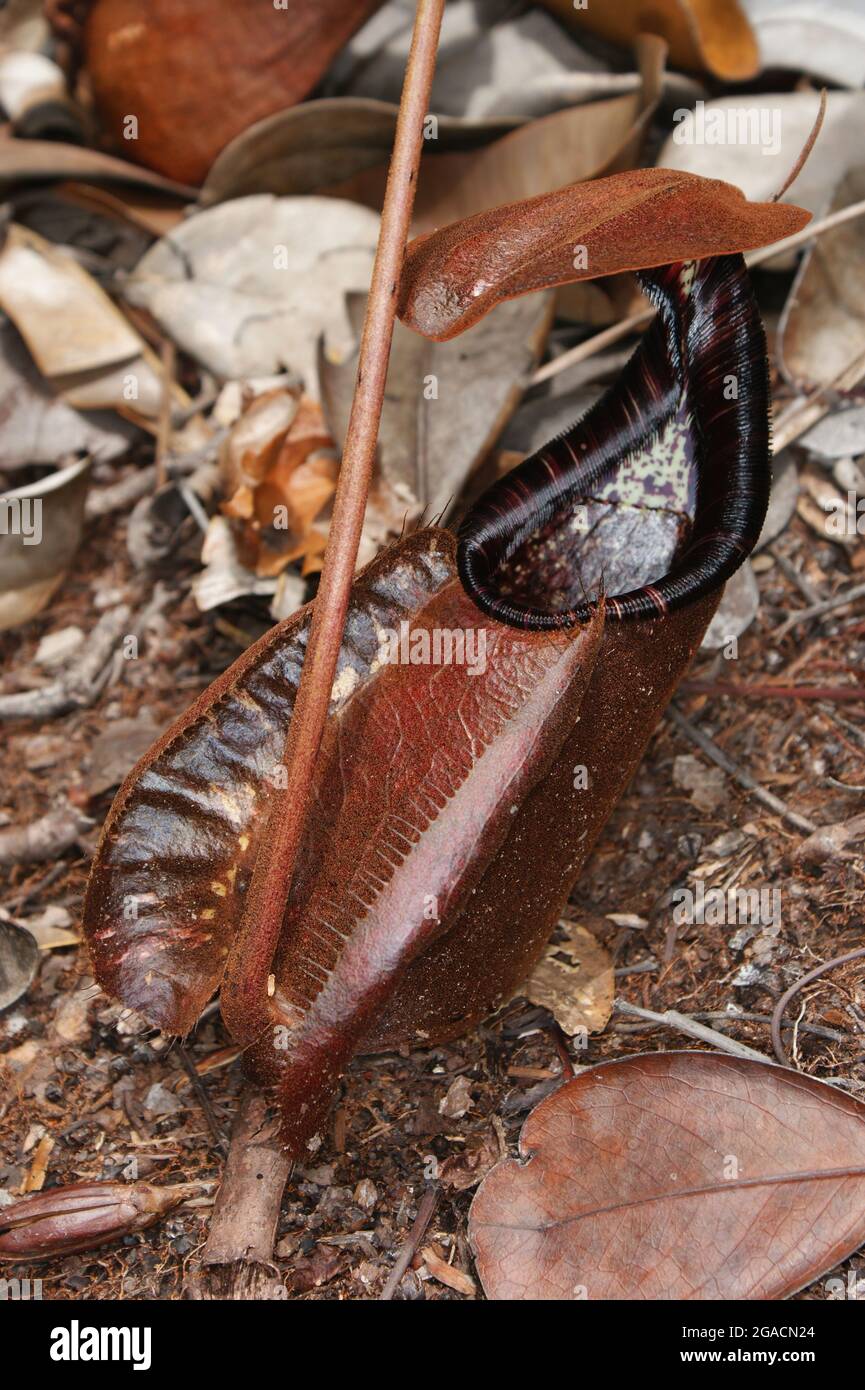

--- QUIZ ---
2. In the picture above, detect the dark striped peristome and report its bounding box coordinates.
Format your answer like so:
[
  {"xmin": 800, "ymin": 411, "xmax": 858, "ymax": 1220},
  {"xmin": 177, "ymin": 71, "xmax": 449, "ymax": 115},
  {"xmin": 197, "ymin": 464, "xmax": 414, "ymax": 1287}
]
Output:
[{"xmin": 456, "ymin": 254, "xmax": 771, "ymax": 628}]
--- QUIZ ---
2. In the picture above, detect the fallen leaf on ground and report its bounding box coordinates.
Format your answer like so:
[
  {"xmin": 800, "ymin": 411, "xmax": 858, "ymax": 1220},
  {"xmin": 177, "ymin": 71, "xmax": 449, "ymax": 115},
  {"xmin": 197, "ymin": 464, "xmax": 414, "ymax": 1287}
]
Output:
[
  {"xmin": 222, "ymin": 393, "xmax": 338, "ymax": 578},
  {"xmin": 537, "ymin": 0, "xmax": 759, "ymax": 79},
  {"xmin": 794, "ymin": 814, "xmax": 865, "ymax": 864},
  {"xmin": 469, "ymin": 1051, "xmax": 865, "ymax": 1300},
  {"xmin": 524, "ymin": 920, "xmax": 614, "ymax": 1037},
  {"xmin": 0, "ymin": 917, "xmax": 39, "ymax": 1011},
  {"xmin": 421, "ymin": 1246, "xmax": 476, "ymax": 1297},
  {"xmin": 320, "ymin": 290, "xmax": 552, "ymax": 520},
  {"xmin": 200, "ymin": 97, "xmax": 520, "ymax": 208},
  {"xmin": 0, "ymin": 224, "xmax": 168, "ymax": 420},
  {"xmin": 0, "ymin": 132, "xmax": 196, "ymax": 197},
  {"xmin": 756, "ymin": 452, "xmax": 799, "ymax": 550},
  {"xmin": 0, "ymin": 455, "xmax": 91, "ymax": 631},
  {"xmin": 327, "ymin": 35, "xmax": 666, "ymax": 231},
  {"xmin": 83, "ymin": 0, "xmax": 386, "ymax": 185},
  {"xmin": 779, "ymin": 168, "xmax": 865, "ymax": 390},
  {"xmin": 125, "ymin": 196, "xmax": 380, "ymax": 389},
  {"xmin": 745, "ymin": 0, "xmax": 865, "ymax": 87},
  {"xmin": 0, "ymin": 319, "xmax": 138, "ymax": 467},
  {"xmin": 333, "ymin": 1, "xmax": 641, "ymax": 120},
  {"xmin": 700, "ymin": 560, "xmax": 760, "ymax": 649}
]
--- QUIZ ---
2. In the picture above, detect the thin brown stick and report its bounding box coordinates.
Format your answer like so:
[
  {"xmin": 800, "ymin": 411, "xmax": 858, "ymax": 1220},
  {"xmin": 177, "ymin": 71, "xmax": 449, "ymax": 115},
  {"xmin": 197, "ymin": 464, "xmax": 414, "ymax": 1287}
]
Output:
[
  {"xmin": 220, "ymin": 0, "xmax": 446, "ymax": 1048},
  {"xmin": 155, "ymin": 338, "xmax": 175, "ymax": 490},
  {"xmin": 771, "ymin": 949, "xmax": 865, "ymax": 1065},
  {"xmin": 680, "ymin": 680, "xmax": 865, "ymax": 703},
  {"xmin": 380, "ymin": 1185, "xmax": 438, "ymax": 1301},
  {"xmin": 667, "ymin": 705, "xmax": 816, "ymax": 834},
  {"xmin": 771, "ymin": 89, "xmax": 826, "ymax": 204}
]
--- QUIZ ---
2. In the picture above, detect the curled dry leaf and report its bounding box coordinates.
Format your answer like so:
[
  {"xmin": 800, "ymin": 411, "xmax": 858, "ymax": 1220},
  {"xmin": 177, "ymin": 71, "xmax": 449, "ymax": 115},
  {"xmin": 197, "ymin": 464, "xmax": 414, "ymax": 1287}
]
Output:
[
  {"xmin": 745, "ymin": 0, "xmax": 865, "ymax": 88},
  {"xmin": 524, "ymin": 921, "xmax": 614, "ymax": 1037},
  {"xmin": 398, "ymin": 168, "xmax": 808, "ymax": 340},
  {"xmin": 83, "ymin": 0, "xmax": 386, "ymax": 185},
  {"xmin": 221, "ymin": 393, "xmax": 338, "ymax": 578},
  {"xmin": 0, "ymin": 224, "xmax": 168, "ymax": 420},
  {"xmin": 0, "ymin": 917, "xmax": 39, "ymax": 1012},
  {"xmin": 469, "ymin": 1052, "xmax": 865, "ymax": 1300},
  {"xmin": 0, "ymin": 455, "xmax": 91, "ymax": 632},
  {"xmin": 537, "ymin": 0, "xmax": 759, "ymax": 80},
  {"xmin": 779, "ymin": 168, "xmax": 865, "ymax": 390},
  {"xmin": 0, "ymin": 1180, "xmax": 190, "ymax": 1261},
  {"xmin": 332, "ymin": 1, "xmax": 641, "ymax": 121}
]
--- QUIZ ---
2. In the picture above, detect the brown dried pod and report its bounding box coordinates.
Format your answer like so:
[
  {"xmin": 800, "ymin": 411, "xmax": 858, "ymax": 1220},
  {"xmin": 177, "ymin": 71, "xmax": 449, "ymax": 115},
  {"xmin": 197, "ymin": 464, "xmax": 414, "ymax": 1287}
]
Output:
[{"xmin": 0, "ymin": 1181, "xmax": 191, "ymax": 1261}]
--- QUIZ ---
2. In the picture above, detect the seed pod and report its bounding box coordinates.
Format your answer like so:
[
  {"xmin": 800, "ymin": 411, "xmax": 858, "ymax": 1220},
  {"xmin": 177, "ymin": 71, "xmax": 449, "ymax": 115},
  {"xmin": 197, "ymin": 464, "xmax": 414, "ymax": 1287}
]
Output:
[{"xmin": 0, "ymin": 1181, "xmax": 190, "ymax": 1261}]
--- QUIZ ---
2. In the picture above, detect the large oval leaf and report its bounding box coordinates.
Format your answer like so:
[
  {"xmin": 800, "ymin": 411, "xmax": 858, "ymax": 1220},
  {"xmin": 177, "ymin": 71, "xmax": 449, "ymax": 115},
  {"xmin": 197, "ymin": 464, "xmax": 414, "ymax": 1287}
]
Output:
[{"xmin": 470, "ymin": 1052, "xmax": 865, "ymax": 1300}]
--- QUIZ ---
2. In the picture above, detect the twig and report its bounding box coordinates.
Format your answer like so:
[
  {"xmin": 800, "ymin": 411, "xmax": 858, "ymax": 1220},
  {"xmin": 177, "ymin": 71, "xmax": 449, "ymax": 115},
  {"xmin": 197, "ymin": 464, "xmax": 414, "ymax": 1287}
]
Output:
[
  {"xmin": 0, "ymin": 803, "xmax": 93, "ymax": 868},
  {"xmin": 186, "ymin": 1088, "xmax": 293, "ymax": 1301},
  {"xmin": 774, "ymin": 581, "xmax": 865, "ymax": 640},
  {"xmin": 680, "ymin": 680, "xmax": 865, "ymax": 703},
  {"xmin": 174, "ymin": 1044, "xmax": 228, "ymax": 1156},
  {"xmin": 0, "ymin": 605, "xmax": 130, "ymax": 721},
  {"xmin": 614, "ymin": 1000, "xmax": 772, "ymax": 1063},
  {"xmin": 221, "ymin": 0, "xmax": 446, "ymax": 1050},
  {"xmin": 772, "ymin": 344, "xmax": 865, "ymax": 455},
  {"xmin": 380, "ymin": 1185, "xmax": 438, "ymax": 1301},
  {"xmin": 771, "ymin": 948, "xmax": 865, "ymax": 1065},
  {"xmin": 156, "ymin": 338, "xmax": 176, "ymax": 490},
  {"xmin": 667, "ymin": 705, "xmax": 817, "ymax": 833}
]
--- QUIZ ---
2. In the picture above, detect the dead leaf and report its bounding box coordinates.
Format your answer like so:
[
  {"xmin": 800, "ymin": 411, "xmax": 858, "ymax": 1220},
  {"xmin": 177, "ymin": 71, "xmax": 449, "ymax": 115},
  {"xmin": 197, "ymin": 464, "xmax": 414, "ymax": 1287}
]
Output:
[
  {"xmin": 700, "ymin": 560, "xmax": 760, "ymax": 650},
  {"xmin": 126, "ymin": 196, "xmax": 380, "ymax": 390},
  {"xmin": 756, "ymin": 451, "xmax": 799, "ymax": 550},
  {"xmin": 0, "ymin": 917, "xmax": 39, "ymax": 1011},
  {"xmin": 200, "ymin": 97, "xmax": 520, "ymax": 208},
  {"xmin": 421, "ymin": 1246, "xmax": 476, "ymax": 1297},
  {"xmin": 746, "ymin": 0, "xmax": 865, "ymax": 87},
  {"xmin": 779, "ymin": 168, "xmax": 865, "ymax": 390},
  {"xmin": 0, "ymin": 455, "xmax": 91, "ymax": 631},
  {"xmin": 332, "ymin": 2, "xmax": 642, "ymax": 120},
  {"xmin": 84, "ymin": 0, "xmax": 386, "ymax": 185},
  {"xmin": 800, "ymin": 406, "xmax": 865, "ymax": 461},
  {"xmin": 320, "ymin": 291, "xmax": 553, "ymax": 519},
  {"xmin": 538, "ymin": 0, "xmax": 758, "ymax": 78},
  {"xmin": 0, "ymin": 224, "xmax": 168, "ymax": 419},
  {"xmin": 326, "ymin": 34, "xmax": 667, "ymax": 231},
  {"xmin": 470, "ymin": 1051, "xmax": 865, "ymax": 1300},
  {"xmin": 794, "ymin": 814, "xmax": 865, "ymax": 864},
  {"xmin": 398, "ymin": 166, "xmax": 808, "ymax": 341},
  {"xmin": 0, "ymin": 132, "xmax": 196, "ymax": 197},
  {"xmin": 21, "ymin": 1134, "xmax": 53, "ymax": 1193},
  {"xmin": 524, "ymin": 921, "xmax": 614, "ymax": 1037},
  {"xmin": 0, "ymin": 319, "xmax": 139, "ymax": 467}
]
